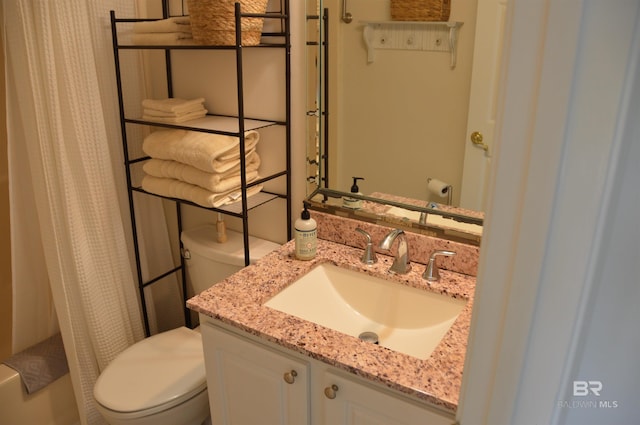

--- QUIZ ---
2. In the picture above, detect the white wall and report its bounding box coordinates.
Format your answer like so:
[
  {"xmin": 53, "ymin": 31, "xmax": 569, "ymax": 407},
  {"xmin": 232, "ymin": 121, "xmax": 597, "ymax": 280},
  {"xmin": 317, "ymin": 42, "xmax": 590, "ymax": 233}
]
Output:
[
  {"xmin": 325, "ymin": 0, "xmax": 478, "ymax": 203},
  {"xmin": 557, "ymin": 12, "xmax": 640, "ymax": 422}
]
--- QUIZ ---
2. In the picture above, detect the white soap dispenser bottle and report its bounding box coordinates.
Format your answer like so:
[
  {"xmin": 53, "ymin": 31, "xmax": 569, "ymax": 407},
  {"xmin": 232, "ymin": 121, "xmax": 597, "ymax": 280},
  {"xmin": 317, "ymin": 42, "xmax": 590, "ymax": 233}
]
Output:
[
  {"xmin": 343, "ymin": 177, "xmax": 364, "ymax": 209},
  {"xmin": 295, "ymin": 202, "xmax": 317, "ymax": 260}
]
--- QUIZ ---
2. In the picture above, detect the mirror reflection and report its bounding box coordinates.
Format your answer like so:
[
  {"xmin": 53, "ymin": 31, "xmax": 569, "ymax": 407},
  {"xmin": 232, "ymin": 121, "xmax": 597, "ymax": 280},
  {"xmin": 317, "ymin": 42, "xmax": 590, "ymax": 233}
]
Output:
[{"xmin": 305, "ymin": 0, "xmax": 508, "ymax": 242}]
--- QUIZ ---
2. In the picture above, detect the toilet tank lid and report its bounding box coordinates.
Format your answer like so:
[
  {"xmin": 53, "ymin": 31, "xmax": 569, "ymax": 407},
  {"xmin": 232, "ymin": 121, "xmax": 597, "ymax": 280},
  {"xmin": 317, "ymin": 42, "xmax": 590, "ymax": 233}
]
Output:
[
  {"xmin": 93, "ymin": 327, "xmax": 205, "ymax": 413},
  {"xmin": 181, "ymin": 225, "xmax": 280, "ymax": 267}
]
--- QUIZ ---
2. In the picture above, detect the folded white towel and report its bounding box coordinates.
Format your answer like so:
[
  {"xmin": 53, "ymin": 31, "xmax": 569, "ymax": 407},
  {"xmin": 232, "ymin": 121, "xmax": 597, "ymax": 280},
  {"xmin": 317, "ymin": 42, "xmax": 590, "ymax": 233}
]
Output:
[
  {"xmin": 142, "ymin": 109, "xmax": 208, "ymax": 123},
  {"xmin": 207, "ymin": 148, "xmax": 257, "ymax": 173},
  {"xmin": 143, "ymin": 105, "xmax": 206, "ymax": 118},
  {"xmin": 142, "ymin": 129, "xmax": 260, "ymax": 173},
  {"xmin": 142, "ymin": 98, "xmax": 206, "ymax": 115},
  {"xmin": 131, "ymin": 32, "xmax": 193, "ymax": 45},
  {"xmin": 142, "ymin": 175, "xmax": 263, "ymax": 208},
  {"xmin": 212, "ymin": 151, "xmax": 261, "ymax": 179},
  {"xmin": 133, "ymin": 17, "xmax": 191, "ymax": 34},
  {"xmin": 144, "ymin": 151, "xmax": 261, "ymax": 178},
  {"xmin": 143, "ymin": 154, "xmax": 261, "ymax": 193}
]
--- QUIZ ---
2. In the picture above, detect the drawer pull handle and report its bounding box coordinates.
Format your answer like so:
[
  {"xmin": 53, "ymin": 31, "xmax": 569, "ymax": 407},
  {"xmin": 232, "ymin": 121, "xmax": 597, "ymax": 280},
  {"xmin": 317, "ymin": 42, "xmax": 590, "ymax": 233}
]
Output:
[
  {"xmin": 324, "ymin": 384, "xmax": 339, "ymax": 399},
  {"xmin": 283, "ymin": 370, "xmax": 298, "ymax": 384}
]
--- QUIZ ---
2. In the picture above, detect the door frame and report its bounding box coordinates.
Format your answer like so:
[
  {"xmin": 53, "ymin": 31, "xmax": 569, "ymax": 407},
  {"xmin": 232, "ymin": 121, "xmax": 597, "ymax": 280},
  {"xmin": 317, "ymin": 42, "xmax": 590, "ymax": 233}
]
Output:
[
  {"xmin": 458, "ymin": 0, "xmax": 640, "ymax": 423},
  {"xmin": 459, "ymin": 0, "xmax": 509, "ymax": 211}
]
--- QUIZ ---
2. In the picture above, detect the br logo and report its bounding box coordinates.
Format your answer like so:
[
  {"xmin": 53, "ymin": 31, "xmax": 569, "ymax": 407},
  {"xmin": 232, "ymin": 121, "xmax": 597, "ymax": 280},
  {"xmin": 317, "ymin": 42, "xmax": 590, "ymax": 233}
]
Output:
[{"xmin": 573, "ymin": 380, "xmax": 602, "ymax": 396}]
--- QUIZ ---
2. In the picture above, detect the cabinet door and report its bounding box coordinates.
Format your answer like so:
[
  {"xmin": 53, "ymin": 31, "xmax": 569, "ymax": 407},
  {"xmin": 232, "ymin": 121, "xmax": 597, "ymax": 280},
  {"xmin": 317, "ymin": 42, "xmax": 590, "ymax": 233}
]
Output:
[
  {"xmin": 202, "ymin": 324, "xmax": 310, "ymax": 425},
  {"xmin": 320, "ymin": 371, "xmax": 454, "ymax": 425}
]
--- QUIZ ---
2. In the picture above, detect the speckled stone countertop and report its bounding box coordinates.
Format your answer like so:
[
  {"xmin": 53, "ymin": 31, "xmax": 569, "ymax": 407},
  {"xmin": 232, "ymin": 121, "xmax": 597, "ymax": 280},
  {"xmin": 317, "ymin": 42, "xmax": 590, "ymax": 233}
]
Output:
[
  {"xmin": 187, "ymin": 239, "xmax": 475, "ymax": 413},
  {"xmin": 369, "ymin": 191, "xmax": 484, "ymax": 221}
]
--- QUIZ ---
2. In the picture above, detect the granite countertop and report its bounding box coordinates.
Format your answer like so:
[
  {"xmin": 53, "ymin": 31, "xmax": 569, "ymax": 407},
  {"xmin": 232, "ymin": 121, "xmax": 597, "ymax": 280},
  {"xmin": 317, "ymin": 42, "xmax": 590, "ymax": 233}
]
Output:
[{"xmin": 187, "ymin": 239, "xmax": 475, "ymax": 413}]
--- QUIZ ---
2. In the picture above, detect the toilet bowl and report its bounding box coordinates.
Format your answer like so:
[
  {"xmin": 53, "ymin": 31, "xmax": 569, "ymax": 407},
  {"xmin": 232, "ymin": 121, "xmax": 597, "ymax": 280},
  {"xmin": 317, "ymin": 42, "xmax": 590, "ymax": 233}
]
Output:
[
  {"xmin": 93, "ymin": 226, "xmax": 280, "ymax": 424},
  {"xmin": 94, "ymin": 327, "xmax": 208, "ymax": 425}
]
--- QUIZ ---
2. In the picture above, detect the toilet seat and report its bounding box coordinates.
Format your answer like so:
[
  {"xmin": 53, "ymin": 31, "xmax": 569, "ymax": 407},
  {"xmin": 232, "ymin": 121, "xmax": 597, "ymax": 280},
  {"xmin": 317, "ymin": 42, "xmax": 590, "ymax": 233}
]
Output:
[{"xmin": 94, "ymin": 327, "xmax": 206, "ymax": 418}]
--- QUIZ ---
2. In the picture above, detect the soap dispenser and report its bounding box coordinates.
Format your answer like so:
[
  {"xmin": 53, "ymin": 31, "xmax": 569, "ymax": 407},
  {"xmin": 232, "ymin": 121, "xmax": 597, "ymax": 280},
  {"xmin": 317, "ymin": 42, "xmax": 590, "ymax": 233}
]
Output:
[
  {"xmin": 343, "ymin": 177, "xmax": 364, "ymax": 209},
  {"xmin": 295, "ymin": 201, "xmax": 317, "ymax": 260}
]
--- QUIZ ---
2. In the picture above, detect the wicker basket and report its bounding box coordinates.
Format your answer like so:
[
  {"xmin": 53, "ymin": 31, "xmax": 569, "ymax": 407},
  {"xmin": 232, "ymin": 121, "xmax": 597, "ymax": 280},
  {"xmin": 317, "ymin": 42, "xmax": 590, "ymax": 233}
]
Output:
[
  {"xmin": 390, "ymin": 0, "xmax": 451, "ymax": 21},
  {"xmin": 187, "ymin": 0, "xmax": 269, "ymax": 46}
]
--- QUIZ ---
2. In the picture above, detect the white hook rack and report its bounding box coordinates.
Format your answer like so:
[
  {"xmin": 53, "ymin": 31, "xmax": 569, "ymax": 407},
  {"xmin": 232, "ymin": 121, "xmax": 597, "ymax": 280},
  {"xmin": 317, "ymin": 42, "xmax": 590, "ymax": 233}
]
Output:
[{"xmin": 361, "ymin": 21, "xmax": 463, "ymax": 69}]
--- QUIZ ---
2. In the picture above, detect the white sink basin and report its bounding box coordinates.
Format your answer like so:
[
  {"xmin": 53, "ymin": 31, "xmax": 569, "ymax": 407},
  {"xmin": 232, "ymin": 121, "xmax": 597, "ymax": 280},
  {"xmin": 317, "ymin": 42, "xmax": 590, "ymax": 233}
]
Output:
[{"xmin": 264, "ymin": 263, "xmax": 466, "ymax": 359}]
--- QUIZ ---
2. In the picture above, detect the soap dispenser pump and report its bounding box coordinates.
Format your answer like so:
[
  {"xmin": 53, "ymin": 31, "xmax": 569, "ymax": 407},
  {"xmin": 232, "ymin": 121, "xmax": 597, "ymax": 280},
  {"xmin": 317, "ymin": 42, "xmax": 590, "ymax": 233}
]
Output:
[{"xmin": 343, "ymin": 177, "xmax": 364, "ymax": 209}]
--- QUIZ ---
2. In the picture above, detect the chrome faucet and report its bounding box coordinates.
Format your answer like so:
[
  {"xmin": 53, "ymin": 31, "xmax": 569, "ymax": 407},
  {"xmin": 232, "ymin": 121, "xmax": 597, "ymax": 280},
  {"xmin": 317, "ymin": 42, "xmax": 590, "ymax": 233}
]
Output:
[
  {"xmin": 378, "ymin": 229, "xmax": 411, "ymax": 274},
  {"xmin": 419, "ymin": 202, "xmax": 438, "ymax": 225}
]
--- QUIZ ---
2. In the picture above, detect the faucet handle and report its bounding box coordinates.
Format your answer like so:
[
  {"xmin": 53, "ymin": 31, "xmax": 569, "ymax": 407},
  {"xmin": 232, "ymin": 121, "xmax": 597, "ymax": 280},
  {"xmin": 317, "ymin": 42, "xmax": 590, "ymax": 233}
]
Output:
[
  {"xmin": 423, "ymin": 250, "xmax": 456, "ymax": 282},
  {"xmin": 355, "ymin": 228, "xmax": 377, "ymax": 265}
]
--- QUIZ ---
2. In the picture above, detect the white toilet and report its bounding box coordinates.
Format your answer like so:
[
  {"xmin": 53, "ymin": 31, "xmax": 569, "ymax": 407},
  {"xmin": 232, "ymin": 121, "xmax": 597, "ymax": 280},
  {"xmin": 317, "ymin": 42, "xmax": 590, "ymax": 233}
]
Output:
[{"xmin": 93, "ymin": 225, "xmax": 280, "ymax": 425}]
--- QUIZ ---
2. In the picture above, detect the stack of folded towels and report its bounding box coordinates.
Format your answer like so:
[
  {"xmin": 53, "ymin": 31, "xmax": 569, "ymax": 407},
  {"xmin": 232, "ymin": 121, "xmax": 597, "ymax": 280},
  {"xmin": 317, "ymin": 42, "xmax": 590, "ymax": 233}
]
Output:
[
  {"xmin": 142, "ymin": 97, "xmax": 208, "ymax": 124},
  {"xmin": 132, "ymin": 16, "xmax": 193, "ymax": 45},
  {"xmin": 141, "ymin": 129, "xmax": 263, "ymax": 208}
]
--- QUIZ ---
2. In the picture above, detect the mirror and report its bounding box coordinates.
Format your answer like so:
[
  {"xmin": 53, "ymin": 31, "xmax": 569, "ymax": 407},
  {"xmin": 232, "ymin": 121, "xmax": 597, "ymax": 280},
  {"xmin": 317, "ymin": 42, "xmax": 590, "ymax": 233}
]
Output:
[{"xmin": 304, "ymin": 0, "xmax": 500, "ymax": 244}]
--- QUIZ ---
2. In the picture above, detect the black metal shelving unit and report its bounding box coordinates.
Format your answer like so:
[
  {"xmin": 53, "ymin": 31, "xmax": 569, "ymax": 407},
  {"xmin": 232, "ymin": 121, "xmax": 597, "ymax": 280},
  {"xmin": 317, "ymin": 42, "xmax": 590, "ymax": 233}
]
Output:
[{"xmin": 109, "ymin": 1, "xmax": 291, "ymax": 336}]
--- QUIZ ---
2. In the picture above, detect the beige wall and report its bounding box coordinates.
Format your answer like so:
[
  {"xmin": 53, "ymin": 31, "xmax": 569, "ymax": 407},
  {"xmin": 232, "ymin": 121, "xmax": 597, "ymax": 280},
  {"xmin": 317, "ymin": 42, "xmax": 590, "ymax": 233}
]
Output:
[
  {"xmin": 326, "ymin": 0, "xmax": 477, "ymax": 204},
  {"xmin": 1, "ymin": 18, "xmax": 13, "ymax": 359}
]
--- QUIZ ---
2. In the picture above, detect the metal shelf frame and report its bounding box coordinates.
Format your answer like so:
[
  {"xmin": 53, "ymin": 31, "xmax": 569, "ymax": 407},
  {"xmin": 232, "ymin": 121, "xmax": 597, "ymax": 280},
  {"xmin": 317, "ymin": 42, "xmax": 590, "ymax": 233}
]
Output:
[{"xmin": 110, "ymin": 1, "xmax": 292, "ymax": 336}]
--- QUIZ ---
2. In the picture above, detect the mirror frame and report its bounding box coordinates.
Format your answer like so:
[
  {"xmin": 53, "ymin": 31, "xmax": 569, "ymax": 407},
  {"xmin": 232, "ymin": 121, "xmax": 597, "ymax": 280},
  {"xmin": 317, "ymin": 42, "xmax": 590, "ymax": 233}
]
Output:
[{"xmin": 307, "ymin": 188, "xmax": 483, "ymax": 246}]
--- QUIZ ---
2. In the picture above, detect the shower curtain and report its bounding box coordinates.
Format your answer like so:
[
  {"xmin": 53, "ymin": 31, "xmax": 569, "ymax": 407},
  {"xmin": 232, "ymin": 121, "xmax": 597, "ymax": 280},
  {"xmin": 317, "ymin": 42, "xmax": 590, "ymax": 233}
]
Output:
[{"xmin": 4, "ymin": 0, "xmax": 182, "ymax": 423}]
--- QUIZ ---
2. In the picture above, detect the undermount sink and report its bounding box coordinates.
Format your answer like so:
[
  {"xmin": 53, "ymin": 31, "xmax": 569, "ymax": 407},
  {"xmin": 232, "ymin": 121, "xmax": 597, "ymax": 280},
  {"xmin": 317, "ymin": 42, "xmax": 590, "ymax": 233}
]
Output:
[{"xmin": 264, "ymin": 263, "xmax": 466, "ymax": 359}]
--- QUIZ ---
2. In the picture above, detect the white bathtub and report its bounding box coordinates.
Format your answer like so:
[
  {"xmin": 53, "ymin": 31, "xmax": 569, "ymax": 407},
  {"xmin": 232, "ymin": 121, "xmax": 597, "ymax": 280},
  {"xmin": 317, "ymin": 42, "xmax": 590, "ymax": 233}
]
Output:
[{"xmin": 0, "ymin": 364, "xmax": 79, "ymax": 425}]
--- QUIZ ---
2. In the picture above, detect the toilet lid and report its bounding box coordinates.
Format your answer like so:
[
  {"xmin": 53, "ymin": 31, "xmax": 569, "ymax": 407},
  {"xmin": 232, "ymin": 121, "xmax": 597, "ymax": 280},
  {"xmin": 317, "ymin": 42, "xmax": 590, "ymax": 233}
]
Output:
[{"xmin": 94, "ymin": 327, "xmax": 206, "ymax": 413}]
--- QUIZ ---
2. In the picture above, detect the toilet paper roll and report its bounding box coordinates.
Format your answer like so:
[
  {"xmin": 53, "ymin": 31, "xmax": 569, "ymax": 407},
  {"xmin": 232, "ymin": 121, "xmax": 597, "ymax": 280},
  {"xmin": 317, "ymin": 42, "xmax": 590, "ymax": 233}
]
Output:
[{"xmin": 428, "ymin": 178, "xmax": 451, "ymax": 198}]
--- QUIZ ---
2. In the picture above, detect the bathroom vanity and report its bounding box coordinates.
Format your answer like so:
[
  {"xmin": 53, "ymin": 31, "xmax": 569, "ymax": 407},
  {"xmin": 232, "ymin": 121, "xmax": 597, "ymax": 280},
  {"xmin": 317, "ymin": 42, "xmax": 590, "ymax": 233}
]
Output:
[
  {"xmin": 200, "ymin": 321, "xmax": 454, "ymax": 424},
  {"xmin": 188, "ymin": 217, "xmax": 477, "ymax": 424}
]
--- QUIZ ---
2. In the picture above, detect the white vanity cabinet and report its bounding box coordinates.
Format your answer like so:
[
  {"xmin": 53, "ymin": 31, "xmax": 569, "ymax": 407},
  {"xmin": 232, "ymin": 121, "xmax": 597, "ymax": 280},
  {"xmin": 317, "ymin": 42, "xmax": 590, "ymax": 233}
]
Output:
[
  {"xmin": 201, "ymin": 320, "xmax": 455, "ymax": 425},
  {"xmin": 202, "ymin": 323, "xmax": 310, "ymax": 424}
]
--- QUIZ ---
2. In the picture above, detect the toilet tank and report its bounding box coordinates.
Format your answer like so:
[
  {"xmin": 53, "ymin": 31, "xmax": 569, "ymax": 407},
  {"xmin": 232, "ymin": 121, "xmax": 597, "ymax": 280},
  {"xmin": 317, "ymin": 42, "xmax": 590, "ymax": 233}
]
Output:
[{"xmin": 180, "ymin": 225, "xmax": 280, "ymax": 295}]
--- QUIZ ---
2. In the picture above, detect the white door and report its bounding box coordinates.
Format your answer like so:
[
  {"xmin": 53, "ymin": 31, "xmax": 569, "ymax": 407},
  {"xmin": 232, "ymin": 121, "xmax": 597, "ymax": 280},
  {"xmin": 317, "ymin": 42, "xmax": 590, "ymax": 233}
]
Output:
[{"xmin": 459, "ymin": 0, "xmax": 509, "ymax": 211}]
